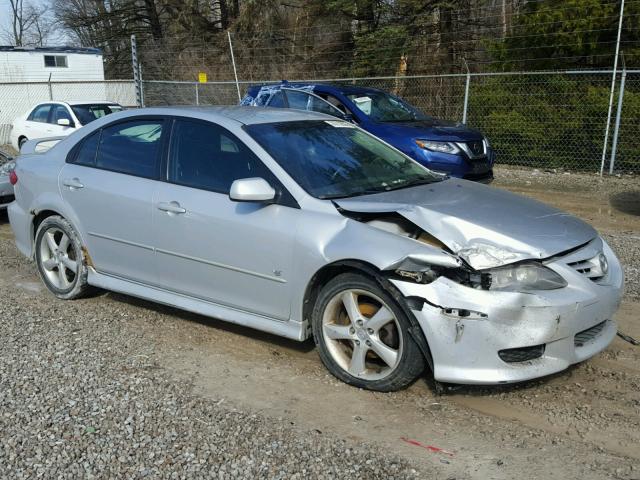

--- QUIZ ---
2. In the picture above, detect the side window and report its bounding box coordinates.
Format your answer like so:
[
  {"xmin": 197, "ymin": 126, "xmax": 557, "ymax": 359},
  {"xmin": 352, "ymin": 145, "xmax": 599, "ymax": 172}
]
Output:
[
  {"xmin": 95, "ymin": 120, "xmax": 163, "ymax": 179},
  {"xmin": 72, "ymin": 130, "xmax": 100, "ymax": 167},
  {"xmin": 52, "ymin": 105, "xmax": 73, "ymax": 125},
  {"xmin": 308, "ymin": 95, "xmax": 344, "ymax": 119},
  {"xmin": 268, "ymin": 91, "xmax": 285, "ymax": 108},
  {"xmin": 283, "ymin": 90, "xmax": 344, "ymax": 119},
  {"xmin": 29, "ymin": 104, "xmax": 53, "ymax": 123},
  {"xmin": 169, "ymin": 119, "xmax": 275, "ymax": 194},
  {"xmin": 284, "ymin": 90, "xmax": 310, "ymax": 110}
]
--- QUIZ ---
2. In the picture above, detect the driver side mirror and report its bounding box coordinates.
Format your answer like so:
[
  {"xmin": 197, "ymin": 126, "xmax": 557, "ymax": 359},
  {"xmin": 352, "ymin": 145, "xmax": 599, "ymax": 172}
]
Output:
[
  {"xmin": 229, "ymin": 177, "xmax": 276, "ymax": 203},
  {"xmin": 57, "ymin": 118, "xmax": 73, "ymax": 127}
]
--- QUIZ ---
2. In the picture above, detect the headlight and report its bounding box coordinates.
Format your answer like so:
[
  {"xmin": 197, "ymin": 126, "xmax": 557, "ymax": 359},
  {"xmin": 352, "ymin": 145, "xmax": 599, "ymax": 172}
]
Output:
[
  {"xmin": 0, "ymin": 161, "xmax": 16, "ymax": 177},
  {"xmin": 486, "ymin": 262, "xmax": 567, "ymax": 291},
  {"xmin": 415, "ymin": 140, "xmax": 460, "ymax": 155}
]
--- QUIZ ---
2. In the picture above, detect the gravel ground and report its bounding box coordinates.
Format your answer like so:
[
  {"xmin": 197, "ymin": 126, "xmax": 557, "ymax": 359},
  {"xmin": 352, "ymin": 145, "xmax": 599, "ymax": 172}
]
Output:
[{"xmin": 0, "ymin": 238, "xmax": 419, "ymax": 479}]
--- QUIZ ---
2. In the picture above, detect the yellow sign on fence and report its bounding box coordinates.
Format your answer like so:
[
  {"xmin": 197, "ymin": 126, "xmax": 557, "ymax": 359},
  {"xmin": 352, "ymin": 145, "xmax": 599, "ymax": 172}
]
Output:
[{"xmin": 198, "ymin": 72, "xmax": 207, "ymax": 83}]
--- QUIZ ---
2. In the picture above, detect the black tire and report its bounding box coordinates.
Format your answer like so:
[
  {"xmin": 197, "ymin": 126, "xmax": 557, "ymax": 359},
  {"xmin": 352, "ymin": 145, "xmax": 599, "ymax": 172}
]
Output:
[
  {"xmin": 312, "ymin": 272, "xmax": 425, "ymax": 392},
  {"xmin": 35, "ymin": 215, "xmax": 91, "ymax": 300},
  {"xmin": 18, "ymin": 136, "xmax": 28, "ymax": 149}
]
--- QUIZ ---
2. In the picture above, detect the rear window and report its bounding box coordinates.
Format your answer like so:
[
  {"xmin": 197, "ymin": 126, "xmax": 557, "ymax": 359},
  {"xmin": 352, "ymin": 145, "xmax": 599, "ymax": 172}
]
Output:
[
  {"xmin": 71, "ymin": 104, "xmax": 123, "ymax": 125},
  {"xmin": 94, "ymin": 120, "xmax": 163, "ymax": 179}
]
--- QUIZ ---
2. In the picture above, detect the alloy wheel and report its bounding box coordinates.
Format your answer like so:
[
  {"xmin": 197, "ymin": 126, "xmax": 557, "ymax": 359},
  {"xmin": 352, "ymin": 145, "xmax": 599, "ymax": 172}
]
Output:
[{"xmin": 321, "ymin": 288, "xmax": 403, "ymax": 381}]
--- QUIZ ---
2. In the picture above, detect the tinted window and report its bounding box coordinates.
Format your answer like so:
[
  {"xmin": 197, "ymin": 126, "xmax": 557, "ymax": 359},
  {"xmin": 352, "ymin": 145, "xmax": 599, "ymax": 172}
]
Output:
[
  {"xmin": 284, "ymin": 90, "xmax": 344, "ymax": 119},
  {"xmin": 29, "ymin": 104, "xmax": 52, "ymax": 123},
  {"xmin": 71, "ymin": 104, "xmax": 123, "ymax": 125},
  {"xmin": 246, "ymin": 120, "xmax": 441, "ymax": 199},
  {"xmin": 95, "ymin": 120, "xmax": 163, "ymax": 178},
  {"xmin": 73, "ymin": 131, "xmax": 100, "ymax": 166},
  {"xmin": 169, "ymin": 119, "xmax": 274, "ymax": 193},
  {"xmin": 268, "ymin": 91, "xmax": 285, "ymax": 108},
  {"xmin": 52, "ymin": 105, "xmax": 73, "ymax": 124}
]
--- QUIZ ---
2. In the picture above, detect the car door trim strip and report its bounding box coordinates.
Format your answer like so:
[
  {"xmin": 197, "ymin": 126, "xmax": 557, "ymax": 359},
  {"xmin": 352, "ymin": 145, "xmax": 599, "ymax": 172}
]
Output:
[
  {"xmin": 155, "ymin": 248, "xmax": 287, "ymax": 284},
  {"xmin": 88, "ymin": 231, "xmax": 154, "ymax": 251}
]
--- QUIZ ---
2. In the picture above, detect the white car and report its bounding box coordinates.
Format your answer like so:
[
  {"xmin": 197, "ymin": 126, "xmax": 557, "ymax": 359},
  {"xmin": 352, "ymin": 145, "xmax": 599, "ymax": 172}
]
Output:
[{"xmin": 10, "ymin": 101, "xmax": 123, "ymax": 151}]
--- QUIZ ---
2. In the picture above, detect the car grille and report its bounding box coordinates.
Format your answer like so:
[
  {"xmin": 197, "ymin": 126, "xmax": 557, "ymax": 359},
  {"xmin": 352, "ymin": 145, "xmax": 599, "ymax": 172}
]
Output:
[
  {"xmin": 0, "ymin": 194, "xmax": 14, "ymax": 205},
  {"xmin": 567, "ymin": 254, "xmax": 605, "ymax": 282},
  {"xmin": 574, "ymin": 321, "xmax": 607, "ymax": 347},
  {"xmin": 498, "ymin": 344, "xmax": 545, "ymax": 363},
  {"xmin": 467, "ymin": 140, "xmax": 485, "ymax": 157}
]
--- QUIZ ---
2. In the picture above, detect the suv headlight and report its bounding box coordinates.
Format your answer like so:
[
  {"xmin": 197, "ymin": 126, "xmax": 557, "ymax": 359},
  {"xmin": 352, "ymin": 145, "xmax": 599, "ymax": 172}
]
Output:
[
  {"xmin": 0, "ymin": 161, "xmax": 16, "ymax": 177},
  {"xmin": 415, "ymin": 140, "xmax": 460, "ymax": 155},
  {"xmin": 486, "ymin": 262, "xmax": 567, "ymax": 291}
]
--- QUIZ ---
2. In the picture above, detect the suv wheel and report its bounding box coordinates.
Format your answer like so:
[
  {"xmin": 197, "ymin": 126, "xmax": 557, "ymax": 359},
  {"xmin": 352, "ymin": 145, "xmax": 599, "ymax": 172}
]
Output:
[
  {"xmin": 35, "ymin": 215, "xmax": 91, "ymax": 299},
  {"xmin": 312, "ymin": 272, "xmax": 425, "ymax": 392}
]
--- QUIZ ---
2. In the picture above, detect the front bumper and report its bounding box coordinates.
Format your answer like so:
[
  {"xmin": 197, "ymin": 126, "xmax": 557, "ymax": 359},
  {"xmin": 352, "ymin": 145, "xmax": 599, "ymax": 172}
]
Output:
[{"xmin": 391, "ymin": 238, "xmax": 623, "ymax": 384}]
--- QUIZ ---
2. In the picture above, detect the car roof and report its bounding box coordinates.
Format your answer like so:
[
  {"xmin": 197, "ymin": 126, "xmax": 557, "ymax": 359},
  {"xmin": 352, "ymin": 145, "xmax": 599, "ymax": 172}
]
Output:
[
  {"xmin": 111, "ymin": 105, "xmax": 334, "ymax": 125},
  {"xmin": 247, "ymin": 82, "xmax": 384, "ymax": 97}
]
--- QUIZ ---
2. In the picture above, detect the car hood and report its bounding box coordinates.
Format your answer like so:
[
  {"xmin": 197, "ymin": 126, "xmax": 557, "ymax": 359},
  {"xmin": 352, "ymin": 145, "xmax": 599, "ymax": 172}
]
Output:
[
  {"xmin": 368, "ymin": 120, "xmax": 484, "ymax": 142},
  {"xmin": 334, "ymin": 179, "xmax": 597, "ymax": 270}
]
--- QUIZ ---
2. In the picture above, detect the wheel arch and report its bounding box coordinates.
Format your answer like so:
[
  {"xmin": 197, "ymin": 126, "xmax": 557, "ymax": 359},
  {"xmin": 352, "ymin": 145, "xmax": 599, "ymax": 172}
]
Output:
[{"xmin": 302, "ymin": 259, "xmax": 434, "ymax": 372}]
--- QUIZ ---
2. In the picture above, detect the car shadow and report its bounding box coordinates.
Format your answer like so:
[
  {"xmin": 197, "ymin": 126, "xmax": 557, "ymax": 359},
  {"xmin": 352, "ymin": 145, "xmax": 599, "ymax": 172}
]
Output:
[
  {"xmin": 610, "ymin": 190, "xmax": 640, "ymax": 216},
  {"xmin": 0, "ymin": 209, "xmax": 8, "ymax": 224},
  {"xmin": 105, "ymin": 291, "xmax": 317, "ymax": 354}
]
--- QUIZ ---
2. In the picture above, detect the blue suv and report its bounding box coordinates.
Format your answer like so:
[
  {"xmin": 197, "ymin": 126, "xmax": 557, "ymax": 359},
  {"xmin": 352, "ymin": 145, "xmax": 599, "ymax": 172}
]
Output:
[{"xmin": 241, "ymin": 82, "xmax": 495, "ymax": 182}]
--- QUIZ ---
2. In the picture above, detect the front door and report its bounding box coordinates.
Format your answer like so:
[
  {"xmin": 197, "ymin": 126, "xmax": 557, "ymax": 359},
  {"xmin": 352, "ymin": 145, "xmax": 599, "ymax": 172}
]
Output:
[
  {"xmin": 152, "ymin": 118, "xmax": 298, "ymax": 320},
  {"xmin": 59, "ymin": 118, "xmax": 165, "ymax": 284}
]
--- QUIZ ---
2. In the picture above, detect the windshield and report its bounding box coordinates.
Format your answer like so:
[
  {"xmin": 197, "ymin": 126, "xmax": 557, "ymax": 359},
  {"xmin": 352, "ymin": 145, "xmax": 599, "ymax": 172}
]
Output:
[
  {"xmin": 346, "ymin": 91, "xmax": 430, "ymax": 123},
  {"xmin": 245, "ymin": 120, "xmax": 442, "ymax": 199},
  {"xmin": 71, "ymin": 104, "xmax": 123, "ymax": 125}
]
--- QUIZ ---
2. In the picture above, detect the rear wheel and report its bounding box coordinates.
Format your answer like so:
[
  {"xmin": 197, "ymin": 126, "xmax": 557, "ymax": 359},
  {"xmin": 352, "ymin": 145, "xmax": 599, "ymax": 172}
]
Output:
[
  {"xmin": 18, "ymin": 136, "xmax": 28, "ymax": 149},
  {"xmin": 35, "ymin": 216, "xmax": 91, "ymax": 300},
  {"xmin": 312, "ymin": 272, "xmax": 425, "ymax": 392}
]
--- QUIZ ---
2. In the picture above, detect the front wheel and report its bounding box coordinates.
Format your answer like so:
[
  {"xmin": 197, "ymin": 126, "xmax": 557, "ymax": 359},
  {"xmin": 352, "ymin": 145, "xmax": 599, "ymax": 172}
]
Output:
[
  {"xmin": 35, "ymin": 215, "xmax": 91, "ymax": 299},
  {"xmin": 312, "ymin": 272, "xmax": 425, "ymax": 392},
  {"xmin": 18, "ymin": 136, "xmax": 28, "ymax": 149}
]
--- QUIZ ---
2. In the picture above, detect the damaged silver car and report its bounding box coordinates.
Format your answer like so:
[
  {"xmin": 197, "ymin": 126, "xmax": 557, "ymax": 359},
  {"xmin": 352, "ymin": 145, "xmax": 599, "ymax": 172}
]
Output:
[{"xmin": 9, "ymin": 107, "xmax": 623, "ymax": 391}]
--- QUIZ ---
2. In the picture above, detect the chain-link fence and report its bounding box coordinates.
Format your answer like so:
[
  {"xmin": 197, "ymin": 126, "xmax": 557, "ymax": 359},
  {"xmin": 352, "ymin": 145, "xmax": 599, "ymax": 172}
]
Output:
[
  {"xmin": 0, "ymin": 80, "xmax": 136, "ymax": 145},
  {"xmin": 141, "ymin": 70, "xmax": 639, "ymax": 173}
]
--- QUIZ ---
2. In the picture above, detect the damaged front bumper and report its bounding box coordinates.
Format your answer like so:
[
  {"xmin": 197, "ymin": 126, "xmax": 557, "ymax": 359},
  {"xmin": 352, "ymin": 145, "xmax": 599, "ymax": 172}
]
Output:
[{"xmin": 391, "ymin": 239, "xmax": 624, "ymax": 384}]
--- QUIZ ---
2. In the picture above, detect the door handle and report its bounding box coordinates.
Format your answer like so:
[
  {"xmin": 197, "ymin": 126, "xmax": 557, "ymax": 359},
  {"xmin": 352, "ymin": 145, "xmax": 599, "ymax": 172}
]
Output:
[
  {"xmin": 157, "ymin": 201, "xmax": 186, "ymax": 215},
  {"xmin": 62, "ymin": 178, "xmax": 84, "ymax": 190}
]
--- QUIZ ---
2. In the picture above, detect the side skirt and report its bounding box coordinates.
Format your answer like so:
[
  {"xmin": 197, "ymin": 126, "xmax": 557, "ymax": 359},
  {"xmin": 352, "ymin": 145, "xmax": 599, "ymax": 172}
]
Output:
[{"xmin": 88, "ymin": 269, "xmax": 307, "ymax": 341}]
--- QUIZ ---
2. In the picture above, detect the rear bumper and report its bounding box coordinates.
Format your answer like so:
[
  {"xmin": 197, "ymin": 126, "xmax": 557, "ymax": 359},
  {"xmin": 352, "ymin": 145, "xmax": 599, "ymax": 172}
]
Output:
[
  {"xmin": 391, "ymin": 239, "xmax": 623, "ymax": 384},
  {"xmin": 8, "ymin": 200, "xmax": 33, "ymax": 258}
]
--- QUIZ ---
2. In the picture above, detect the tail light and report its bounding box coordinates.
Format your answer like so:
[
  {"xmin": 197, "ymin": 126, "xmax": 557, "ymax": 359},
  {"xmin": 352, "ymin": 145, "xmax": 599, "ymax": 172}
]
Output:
[{"xmin": 9, "ymin": 170, "xmax": 18, "ymax": 185}]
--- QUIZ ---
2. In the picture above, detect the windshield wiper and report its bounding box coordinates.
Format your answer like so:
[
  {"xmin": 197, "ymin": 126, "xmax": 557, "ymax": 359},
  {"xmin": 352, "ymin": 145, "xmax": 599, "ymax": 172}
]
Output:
[{"xmin": 319, "ymin": 186, "xmax": 392, "ymax": 200}]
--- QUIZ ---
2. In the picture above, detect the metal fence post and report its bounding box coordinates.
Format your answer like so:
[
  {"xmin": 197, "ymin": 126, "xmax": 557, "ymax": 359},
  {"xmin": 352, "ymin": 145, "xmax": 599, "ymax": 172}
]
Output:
[
  {"xmin": 195, "ymin": 83, "xmax": 200, "ymax": 105},
  {"xmin": 47, "ymin": 73, "xmax": 52, "ymax": 100},
  {"xmin": 609, "ymin": 69, "xmax": 627, "ymax": 174},
  {"xmin": 462, "ymin": 72, "xmax": 471, "ymax": 124},
  {"xmin": 227, "ymin": 31, "xmax": 241, "ymax": 102},
  {"xmin": 131, "ymin": 34, "xmax": 143, "ymax": 108},
  {"xmin": 599, "ymin": 0, "xmax": 625, "ymax": 175}
]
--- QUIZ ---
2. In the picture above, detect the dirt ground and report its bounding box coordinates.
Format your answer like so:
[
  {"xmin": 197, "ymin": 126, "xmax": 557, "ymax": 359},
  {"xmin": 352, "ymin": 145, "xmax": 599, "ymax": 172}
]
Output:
[{"xmin": 1, "ymin": 166, "xmax": 638, "ymax": 479}]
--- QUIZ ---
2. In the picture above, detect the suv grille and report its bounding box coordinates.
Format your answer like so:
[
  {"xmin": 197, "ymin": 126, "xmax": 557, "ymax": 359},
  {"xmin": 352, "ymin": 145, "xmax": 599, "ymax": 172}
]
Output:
[
  {"xmin": 498, "ymin": 344, "xmax": 545, "ymax": 363},
  {"xmin": 467, "ymin": 140, "xmax": 485, "ymax": 157},
  {"xmin": 575, "ymin": 321, "xmax": 606, "ymax": 347}
]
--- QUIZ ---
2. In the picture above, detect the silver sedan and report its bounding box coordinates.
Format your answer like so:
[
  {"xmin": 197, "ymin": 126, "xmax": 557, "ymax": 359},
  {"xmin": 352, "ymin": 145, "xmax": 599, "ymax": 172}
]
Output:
[{"xmin": 8, "ymin": 107, "xmax": 623, "ymax": 391}]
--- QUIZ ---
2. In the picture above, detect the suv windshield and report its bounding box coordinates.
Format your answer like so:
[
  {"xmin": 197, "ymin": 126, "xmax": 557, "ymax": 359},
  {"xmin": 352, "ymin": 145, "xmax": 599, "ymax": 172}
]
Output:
[
  {"xmin": 346, "ymin": 91, "xmax": 430, "ymax": 123},
  {"xmin": 245, "ymin": 120, "xmax": 442, "ymax": 199},
  {"xmin": 71, "ymin": 104, "xmax": 123, "ymax": 125}
]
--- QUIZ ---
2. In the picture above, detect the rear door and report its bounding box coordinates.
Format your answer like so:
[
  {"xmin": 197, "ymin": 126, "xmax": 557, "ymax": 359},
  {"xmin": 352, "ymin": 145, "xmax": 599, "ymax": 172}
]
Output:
[
  {"xmin": 152, "ymin": 117, "xmax": 299, "ymax": 320},
  {"xmin": 59, "ymin": 118, "xmax": 165, "ymax": 285}
]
